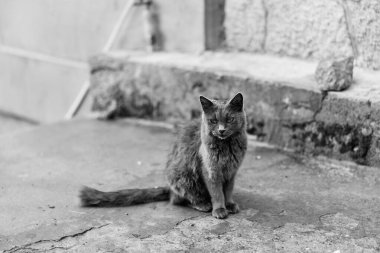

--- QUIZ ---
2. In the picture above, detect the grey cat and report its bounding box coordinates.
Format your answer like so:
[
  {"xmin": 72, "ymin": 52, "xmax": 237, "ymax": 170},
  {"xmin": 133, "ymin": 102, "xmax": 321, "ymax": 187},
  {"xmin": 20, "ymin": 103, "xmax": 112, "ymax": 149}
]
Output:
[{"xmin": 80, "ymin": 93, "xmax": 247, "ymax": 219}]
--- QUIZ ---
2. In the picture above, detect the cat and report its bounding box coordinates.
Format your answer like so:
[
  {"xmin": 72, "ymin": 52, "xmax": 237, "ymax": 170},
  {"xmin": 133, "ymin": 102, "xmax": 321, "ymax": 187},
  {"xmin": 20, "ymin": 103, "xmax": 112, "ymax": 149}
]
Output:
[{"xmin": 80, "ymin": 93, "xmax": 247, "ymax": 219}]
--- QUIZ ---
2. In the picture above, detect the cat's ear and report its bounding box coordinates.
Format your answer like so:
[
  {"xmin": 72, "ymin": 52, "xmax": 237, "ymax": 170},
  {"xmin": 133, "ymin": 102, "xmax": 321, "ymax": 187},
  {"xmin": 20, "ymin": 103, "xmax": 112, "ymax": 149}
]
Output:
[
  {"xmin": 200, "ymin": 96, "xmax": 215, "ymax": 113},
  {"xmin": 228, "ymin": 93, "xmax": 243, "ymax": 112}
]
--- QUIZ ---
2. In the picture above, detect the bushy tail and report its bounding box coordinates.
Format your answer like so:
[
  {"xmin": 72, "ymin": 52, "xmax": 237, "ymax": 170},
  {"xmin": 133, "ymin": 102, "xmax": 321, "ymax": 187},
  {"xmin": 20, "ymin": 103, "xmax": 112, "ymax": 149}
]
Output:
[{"xmin": 79, "ymin": 186, "xmax": 170, "ymax": 207}]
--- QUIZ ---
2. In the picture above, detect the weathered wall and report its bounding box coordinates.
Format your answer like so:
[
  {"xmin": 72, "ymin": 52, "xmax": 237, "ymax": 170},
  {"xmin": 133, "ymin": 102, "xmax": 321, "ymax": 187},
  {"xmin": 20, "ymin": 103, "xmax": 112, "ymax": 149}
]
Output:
[
  {"xmin": 88, "ymin": 52, "xmax": 380, "ymax": 167},
  {"xmin": 225, "ymin": 0, "xmax": 380, "ymax": 70},
  {"xmin": 0, "ymin": 54, "xmax": 89, "ymax": 122},
  {"xmin": 0, "ymin": 0, "xmax": 127, "ymax": 61},
  {"xmin": 0, "ymin": 0, "xmax": 205, "ymax": 60},
  {"xmin": 0, "ymin": 0, "xmax": 206, "ymax": 122},
  {"xmin": 0, "ymin": 0, "xmax": 127, "ymax": 122},
  {"xmin": 113, "ymin": 0, "xmax": 205, "ymax": 52}
]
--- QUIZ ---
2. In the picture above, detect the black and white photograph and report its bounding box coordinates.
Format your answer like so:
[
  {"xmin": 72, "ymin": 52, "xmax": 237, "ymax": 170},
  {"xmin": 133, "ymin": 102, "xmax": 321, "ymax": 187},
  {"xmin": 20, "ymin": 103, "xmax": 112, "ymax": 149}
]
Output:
[{"xmin": 0, "ymin": 0, "xmax": 379, "ymax": 252}]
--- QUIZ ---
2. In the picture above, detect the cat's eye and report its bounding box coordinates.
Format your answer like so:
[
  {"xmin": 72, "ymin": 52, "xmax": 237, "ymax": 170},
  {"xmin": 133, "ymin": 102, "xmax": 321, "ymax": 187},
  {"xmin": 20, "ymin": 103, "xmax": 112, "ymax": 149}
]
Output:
[
  {"xmin": 226, "ymin": 117, "xmax": 235, "ymax": 123},
  {"xmin": 209, "ymin": 119, "xmax": 218, "ymax": 124}
]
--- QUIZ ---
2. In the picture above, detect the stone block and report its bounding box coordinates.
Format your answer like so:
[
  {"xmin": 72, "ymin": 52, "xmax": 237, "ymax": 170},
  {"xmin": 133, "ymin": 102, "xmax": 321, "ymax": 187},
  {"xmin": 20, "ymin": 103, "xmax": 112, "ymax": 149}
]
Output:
[
  {"xmin": 315, "ymin": 57, "xmax": 354, "ymax": 91},
  {"xmin": 315, "ymin": 95, "xmax": 371, "ymax": 126},
  {"xmin": 293, "ymin": 92, "xmax": 380, "ymax": 166}
]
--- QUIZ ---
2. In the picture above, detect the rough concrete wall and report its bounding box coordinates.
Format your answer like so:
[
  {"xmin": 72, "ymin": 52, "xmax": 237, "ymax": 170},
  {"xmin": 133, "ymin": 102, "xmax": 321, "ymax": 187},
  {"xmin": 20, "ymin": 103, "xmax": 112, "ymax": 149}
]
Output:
[
  {"xmin": 290, "ymin": 95, "xmax": 373, "ymax": 165},
  {"xmin": 0, "ymin": 54, "xmax": 89, "ymax": 122},
  {"xmin": 224, "ymin": 0, "xmax": 266, "ymax": 52},
  {"xmin": 225, "ymin": 0, "xmax": 380, "ymax": 70},
  {"xmin": 0, "ymin": 0, "xmax": 128, "ymax": 122},
  {"xmin": 346, "ymin": 0, "xmax": 380, "ymax": 70},
  {"xmin": 89, "ymin": 54, "xmax": 322, "ymax": 145}
]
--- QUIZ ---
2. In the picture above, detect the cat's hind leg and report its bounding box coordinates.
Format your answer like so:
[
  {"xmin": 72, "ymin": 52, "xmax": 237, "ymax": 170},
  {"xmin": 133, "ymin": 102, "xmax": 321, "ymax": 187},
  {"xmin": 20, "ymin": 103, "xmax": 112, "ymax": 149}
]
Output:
[
  {"xmin": 170, "ymin": 191, "xmax": 189, "ymax": 206},
  {"xmin": 170, "ymin": 185, "xmax": 211, "ymax": 212},
  {"xmin": 184, "ymin": 190, "xmax": 212, "ymax": 212},
  {"xmin": 190, "ymin": 201, "xmax": 212, "ymax": 212}
]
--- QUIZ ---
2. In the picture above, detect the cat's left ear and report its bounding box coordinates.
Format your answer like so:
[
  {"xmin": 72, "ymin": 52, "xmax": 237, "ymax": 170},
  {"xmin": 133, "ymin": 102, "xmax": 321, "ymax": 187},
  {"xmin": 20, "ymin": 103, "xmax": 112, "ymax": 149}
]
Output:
[
  {"xmin": 228, "ymin": 93, "xmax": 243, "ymax": 112},
  {"xmin": 200, "ymin": 96, "xmax": 215, "ymax": 113}
]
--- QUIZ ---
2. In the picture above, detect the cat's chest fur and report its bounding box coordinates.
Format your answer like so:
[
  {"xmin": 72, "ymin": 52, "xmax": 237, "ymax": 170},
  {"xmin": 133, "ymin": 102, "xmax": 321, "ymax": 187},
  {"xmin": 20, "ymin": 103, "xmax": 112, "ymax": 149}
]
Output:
[{"xmin": 200, "ymin": 134, "xmax": 247, "ymax": 182}]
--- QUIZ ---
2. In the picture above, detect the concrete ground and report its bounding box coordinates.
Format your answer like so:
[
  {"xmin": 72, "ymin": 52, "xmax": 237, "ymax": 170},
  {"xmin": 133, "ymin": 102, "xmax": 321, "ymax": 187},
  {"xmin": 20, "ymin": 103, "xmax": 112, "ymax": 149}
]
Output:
[{"xmin": 0, "ymin": 119, "xmax": 379, "ymax": 252}]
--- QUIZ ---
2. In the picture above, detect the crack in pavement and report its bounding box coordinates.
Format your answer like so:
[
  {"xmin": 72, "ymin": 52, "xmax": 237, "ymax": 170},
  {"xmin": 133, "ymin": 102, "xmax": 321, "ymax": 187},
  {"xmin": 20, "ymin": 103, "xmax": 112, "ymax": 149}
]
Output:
[
  {"xmin": 3, "ymin": 224, "xmax": 110, "ymax": 253},
  {"xmin": 174, "ymin": 215, "xmax": 205, "ymax": 227},
  {"xmin": 135, "ymin": 214, "xmax": 207, "ymax": 240}
]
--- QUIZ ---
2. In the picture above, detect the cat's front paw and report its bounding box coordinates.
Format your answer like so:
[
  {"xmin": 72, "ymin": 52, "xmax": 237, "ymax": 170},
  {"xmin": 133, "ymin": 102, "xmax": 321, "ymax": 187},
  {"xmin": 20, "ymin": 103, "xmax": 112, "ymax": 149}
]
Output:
[
  {"xmin": 226, "ymin": 202, "xmax": 240, "ymax": 214},
  {"xmin": 212, "ymin": 208, "xmax": 229, "ymax": 219}
]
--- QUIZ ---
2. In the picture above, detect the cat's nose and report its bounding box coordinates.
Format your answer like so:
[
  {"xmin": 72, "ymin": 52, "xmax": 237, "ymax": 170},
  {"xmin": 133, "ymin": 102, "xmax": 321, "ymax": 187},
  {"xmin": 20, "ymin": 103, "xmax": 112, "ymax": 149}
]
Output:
[{"xmin": 219, "ymin": 129, "xmax": 226, "ymax": 134}]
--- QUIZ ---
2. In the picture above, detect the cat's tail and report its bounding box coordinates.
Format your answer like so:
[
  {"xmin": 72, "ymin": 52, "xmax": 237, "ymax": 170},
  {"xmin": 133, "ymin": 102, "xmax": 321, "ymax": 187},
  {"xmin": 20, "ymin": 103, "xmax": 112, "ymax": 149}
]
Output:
[{"xmin": 79, "ymin": 186, "xmax": 170, "ymax": 207}]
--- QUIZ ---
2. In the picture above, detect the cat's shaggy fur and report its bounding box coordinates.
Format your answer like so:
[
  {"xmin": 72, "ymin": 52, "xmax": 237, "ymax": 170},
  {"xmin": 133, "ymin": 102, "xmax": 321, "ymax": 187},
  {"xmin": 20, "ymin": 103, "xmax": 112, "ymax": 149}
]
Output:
[{"xmin": 80, "ymin": 93, "xmax": 247, "ymax": 219}]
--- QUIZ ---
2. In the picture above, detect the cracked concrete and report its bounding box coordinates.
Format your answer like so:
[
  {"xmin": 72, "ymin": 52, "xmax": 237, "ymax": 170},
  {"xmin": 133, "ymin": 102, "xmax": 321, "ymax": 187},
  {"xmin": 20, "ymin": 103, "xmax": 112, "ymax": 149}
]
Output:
[
  {"xmin": 0, "ymin": 119, "xmax": 379, "ymax": 252},
  {"xmin": 3, "ymin": 224, "xmax": 109, "ymax": 253}
]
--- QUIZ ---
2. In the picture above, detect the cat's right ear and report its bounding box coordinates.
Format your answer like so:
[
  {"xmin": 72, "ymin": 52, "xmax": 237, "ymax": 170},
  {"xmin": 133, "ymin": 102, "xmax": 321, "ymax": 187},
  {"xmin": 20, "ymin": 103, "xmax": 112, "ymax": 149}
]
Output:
[
  {"xmin": 200, "ymin": 96, "xmax": 215, "ymax": 114},
  {"xmin": 228, "ymin": 93, "xmax": 243, "ymax": 112}
]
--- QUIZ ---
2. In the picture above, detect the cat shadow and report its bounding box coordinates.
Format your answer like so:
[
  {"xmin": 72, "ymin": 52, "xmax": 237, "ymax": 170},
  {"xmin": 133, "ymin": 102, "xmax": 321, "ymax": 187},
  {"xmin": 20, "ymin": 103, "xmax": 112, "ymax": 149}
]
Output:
[{"xmin": 233, "ymin": 190, "xmax": 322, "ymax": 228}]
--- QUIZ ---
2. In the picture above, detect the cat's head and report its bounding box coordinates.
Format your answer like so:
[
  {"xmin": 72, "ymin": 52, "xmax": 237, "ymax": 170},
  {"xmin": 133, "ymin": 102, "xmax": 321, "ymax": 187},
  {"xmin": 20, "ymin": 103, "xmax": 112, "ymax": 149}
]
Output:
[{"xmin": 200, "ymin": 93, "xmax": 246, "ymax": 140}]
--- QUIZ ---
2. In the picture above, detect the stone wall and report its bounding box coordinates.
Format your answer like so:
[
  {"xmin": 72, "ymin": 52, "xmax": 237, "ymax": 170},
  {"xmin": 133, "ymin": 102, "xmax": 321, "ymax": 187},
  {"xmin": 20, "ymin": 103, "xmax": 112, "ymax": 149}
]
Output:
[
  {"xmin": 225, "ymin": 0, "xmax": 380, "ymax": 70},
  {"xmin": 89, "ymin": 52, "xmax": 380, "ymax": 167}
]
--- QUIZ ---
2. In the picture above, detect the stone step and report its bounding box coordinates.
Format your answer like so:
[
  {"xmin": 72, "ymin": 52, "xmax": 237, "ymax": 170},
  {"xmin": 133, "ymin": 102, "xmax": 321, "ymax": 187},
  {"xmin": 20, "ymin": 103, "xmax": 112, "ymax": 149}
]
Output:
[
  {"xmin": 89, "ymin": 51, "xmax": 380, "ymax": 167},
  {"xmin": 1, "ymin": 119, "xmax": 379, "ymax": 252}
]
